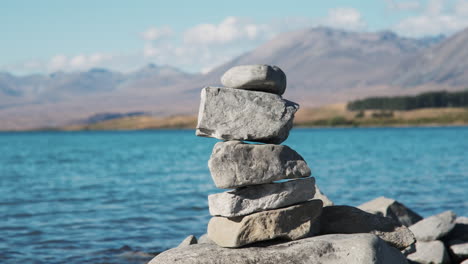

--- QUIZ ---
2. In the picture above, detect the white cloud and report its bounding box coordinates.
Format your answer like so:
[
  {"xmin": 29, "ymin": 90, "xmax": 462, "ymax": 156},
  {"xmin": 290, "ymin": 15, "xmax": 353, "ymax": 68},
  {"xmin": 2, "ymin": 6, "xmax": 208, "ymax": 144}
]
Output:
[
  {"xmin": 141, "ymin": 26, "xmax": 172, "ymax": 41},
  {"xmin": 386, "ymin": 0, "xmax": 422, "ymax": 11},
  {"xmin": 394, "ymin": 0, "xmax": 468, "ymax": 37},
  {"xmin": 4, "ymin": 11, "xmax": 370, "ymax": 75},
  {"xmin": 49, "ymin": 55, "xmax": 68, "ymax": 72},
  {"xmin": 455, "ymin": 0, "xmax": 468, "ymax": 15},
  {"xmin": 321, "ymin": 8, "xmax": 367, "ymax": 31},
  {"xmin": 183, "ymin": 16, "xmax": 269, "ymax": 45}
]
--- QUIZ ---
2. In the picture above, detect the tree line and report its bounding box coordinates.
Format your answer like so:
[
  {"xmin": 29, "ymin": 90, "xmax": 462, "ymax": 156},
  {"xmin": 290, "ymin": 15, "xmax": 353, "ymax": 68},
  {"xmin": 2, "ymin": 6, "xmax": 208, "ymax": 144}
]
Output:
[{"xmin": 347, "ymin": 90, "xmax": 468, "ymax": 111}]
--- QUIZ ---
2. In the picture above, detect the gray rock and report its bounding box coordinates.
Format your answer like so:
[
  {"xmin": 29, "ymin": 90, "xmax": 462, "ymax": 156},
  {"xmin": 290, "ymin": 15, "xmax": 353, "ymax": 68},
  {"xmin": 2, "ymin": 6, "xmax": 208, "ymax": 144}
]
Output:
[
  {"xmin": 207, "ymin": 200, "xmax": 323, "ymax": 248},
  {"xmin": 177, "ymin": 235, "xmax": 197, "ymax": 247},
  {"xmin": 208, "ymin": 141, "xmax": 311, "ymax": 188},
  {"xmin": 407, "ymin": 240, "xmax": 450, "ymax": 264},
  {"xmin": 409, "ymin": 211, "xmax": 456, "ymax": 242},
  {"xmin": 462, "ymin": 259, "xmax": 468, "ymax": 264},
  {"xmin": 314, "ymin": 184, "xmax": 334, "ymax": 207},
  {"xmin": 448, "ymin": 240, "xmax": 468, "ymax": 261},
  {"xmin": 319, "ymin": 205, "xmax": 415, "ymax": 249},
  {"xmin": 209, "ymin": 178, "xmax": 315, "ymax": 217},
  {"xmin": 446, "ymin": 216, "xmax": 468, "ymax": 242},
  {"xmin": 196, "ymin": 87, "xmax": 299, "ymax": 144},
  {"xmin": 221, "ymin": 64, "xmax": 287, "ymax": 95},
  {"xmin": 149, "ymin": 234, "xmax": 408, "ymax": 264},
  {"xmin": 358, "ymin": 196, "xmax": 423, "ymax": 227},
  {"xmin": 197, "ymin": 234, "xmax": 214, "ymax": 245}
]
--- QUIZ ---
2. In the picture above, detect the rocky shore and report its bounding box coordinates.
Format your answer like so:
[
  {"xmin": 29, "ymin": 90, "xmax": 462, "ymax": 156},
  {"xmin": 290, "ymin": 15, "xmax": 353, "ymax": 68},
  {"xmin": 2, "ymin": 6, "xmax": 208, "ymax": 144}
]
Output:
[
  {"xmin": 148, "ymin": 65, "xmax": 467, "ymax": 264},
  {"xmin": 150, "ymin": 196, "xmax": 467, "ymax": 264}
]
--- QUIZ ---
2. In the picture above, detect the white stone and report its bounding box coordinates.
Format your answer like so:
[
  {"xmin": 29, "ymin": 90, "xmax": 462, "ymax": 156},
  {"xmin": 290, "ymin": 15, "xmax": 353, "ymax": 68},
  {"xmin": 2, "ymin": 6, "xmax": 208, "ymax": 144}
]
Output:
[
  {"xmin": 221, "ymin": 64, "xmax": 287, "ymax": 95},
  {"xmin": 196, "ymin": 87, "xmax": 298, "ymax": 144},
  {"xmin": 149, "ymin": 234, "xmax": 408, "ymax": 264},
  {"xmin": 407, "ymin": 240, "xmax": 450, "ymax": 264},
  {"xmin": 207, "ymin": 200, "xmax": 323, "ymax": 248},
  {"xmin": 208, "ymin": 178, "xmax": 316, "ymax": 217},
  {"xmin": 409, "ymin": 210, "xmax": 456, "ymax": 241},
  {"xmin": 208, "ymin": 141, "xmax": 311, "ymax": 188},
  {"xmin": 358, "ymin": 196, "xmax": 422, "ymax": 227}
]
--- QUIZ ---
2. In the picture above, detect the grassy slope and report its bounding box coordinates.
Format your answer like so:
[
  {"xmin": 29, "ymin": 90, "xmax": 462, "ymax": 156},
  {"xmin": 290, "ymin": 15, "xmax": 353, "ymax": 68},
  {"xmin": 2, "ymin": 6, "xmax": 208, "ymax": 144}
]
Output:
[{"xmin": 59, "ymin": 104, "xmax": 468, "ymax": 131}]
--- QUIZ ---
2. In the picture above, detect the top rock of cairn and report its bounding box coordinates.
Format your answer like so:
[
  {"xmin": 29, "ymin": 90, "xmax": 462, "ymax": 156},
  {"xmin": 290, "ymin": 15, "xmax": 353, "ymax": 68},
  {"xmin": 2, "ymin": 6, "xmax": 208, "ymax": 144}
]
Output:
[{"xmin": 221, "ymin": 64, "xmax": 287, "ymax": 95}]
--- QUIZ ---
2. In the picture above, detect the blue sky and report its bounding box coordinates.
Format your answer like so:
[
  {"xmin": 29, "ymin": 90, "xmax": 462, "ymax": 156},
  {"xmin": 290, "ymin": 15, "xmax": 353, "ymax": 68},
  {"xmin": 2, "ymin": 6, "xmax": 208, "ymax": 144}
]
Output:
[{"xmin": 2, "ymin": 0, "xmax": 468, "ymax": 74}]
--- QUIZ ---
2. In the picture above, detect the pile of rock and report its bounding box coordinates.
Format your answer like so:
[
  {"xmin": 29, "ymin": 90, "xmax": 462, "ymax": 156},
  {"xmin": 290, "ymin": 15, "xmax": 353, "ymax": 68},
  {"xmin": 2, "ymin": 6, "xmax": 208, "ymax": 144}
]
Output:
[
  {"xmin": 148, "ymin": 64, "xmax": 466, "ymax": 264},
  {"xmin": 196, "ymin": 64, "xmax": 322, "ymax": 248},
  {"xmin": 360, "ymin": 197, "xmax": 468, "ymax": 264}
]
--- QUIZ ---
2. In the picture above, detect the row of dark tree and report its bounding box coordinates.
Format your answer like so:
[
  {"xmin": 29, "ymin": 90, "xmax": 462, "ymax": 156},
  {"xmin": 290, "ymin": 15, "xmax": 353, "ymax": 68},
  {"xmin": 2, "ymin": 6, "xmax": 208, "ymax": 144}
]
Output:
[{"xmin": 347, "ymin": 90, "xmax": 468, "ymax": 111}]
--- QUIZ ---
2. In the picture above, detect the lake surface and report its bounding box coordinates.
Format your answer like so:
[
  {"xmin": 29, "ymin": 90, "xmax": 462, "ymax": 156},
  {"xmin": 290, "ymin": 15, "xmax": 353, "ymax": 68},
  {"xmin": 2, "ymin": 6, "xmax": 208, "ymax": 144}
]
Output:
[{"xmin": 1, "ymin": 127, "xmax": 467, "ymax": 263}]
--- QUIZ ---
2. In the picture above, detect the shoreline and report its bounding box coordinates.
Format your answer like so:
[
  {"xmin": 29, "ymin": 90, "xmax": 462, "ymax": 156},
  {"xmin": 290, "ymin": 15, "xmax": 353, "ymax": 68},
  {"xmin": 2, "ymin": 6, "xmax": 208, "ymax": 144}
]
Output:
[{"xmin": 1, "ymin": 123, "xmax": 468, "ymax": 133}]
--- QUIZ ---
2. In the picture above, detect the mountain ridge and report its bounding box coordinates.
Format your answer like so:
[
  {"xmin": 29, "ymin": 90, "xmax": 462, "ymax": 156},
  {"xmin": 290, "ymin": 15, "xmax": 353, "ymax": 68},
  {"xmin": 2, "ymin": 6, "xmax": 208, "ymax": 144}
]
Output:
[{"xmin": 2, "ymin": 26, "xmax": 468, "ymax": 130}]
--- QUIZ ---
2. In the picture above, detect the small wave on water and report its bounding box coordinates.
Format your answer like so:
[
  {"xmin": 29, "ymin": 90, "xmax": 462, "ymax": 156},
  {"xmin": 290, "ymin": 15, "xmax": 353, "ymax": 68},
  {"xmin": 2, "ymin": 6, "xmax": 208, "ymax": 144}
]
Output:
[{"xmin": 0, "ymin": 128, "xmax": 467, "ymax": 263}]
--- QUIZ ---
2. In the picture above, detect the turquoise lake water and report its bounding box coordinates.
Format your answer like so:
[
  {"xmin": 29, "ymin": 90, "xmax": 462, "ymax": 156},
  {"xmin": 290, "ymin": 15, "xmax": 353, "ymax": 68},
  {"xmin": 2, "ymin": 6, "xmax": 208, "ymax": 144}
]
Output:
[{"xmin": 1, "ymin": 127, "xmax": 467, "ymax": 263}]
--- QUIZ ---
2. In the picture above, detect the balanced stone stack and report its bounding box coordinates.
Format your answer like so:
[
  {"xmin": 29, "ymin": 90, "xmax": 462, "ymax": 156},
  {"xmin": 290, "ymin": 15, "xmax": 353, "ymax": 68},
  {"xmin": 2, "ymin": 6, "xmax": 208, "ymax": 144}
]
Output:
[{"xmin": 196, "ymin": 64, "xmax": 323, "ymax": 248}]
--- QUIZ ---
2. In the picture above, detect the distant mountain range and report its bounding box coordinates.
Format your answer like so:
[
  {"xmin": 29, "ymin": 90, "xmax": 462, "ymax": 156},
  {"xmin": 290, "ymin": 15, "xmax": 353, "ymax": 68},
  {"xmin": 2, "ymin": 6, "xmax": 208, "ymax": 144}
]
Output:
[{"xmin": 1, "ymin": 26, "xmax": 467, "ymax": 130}]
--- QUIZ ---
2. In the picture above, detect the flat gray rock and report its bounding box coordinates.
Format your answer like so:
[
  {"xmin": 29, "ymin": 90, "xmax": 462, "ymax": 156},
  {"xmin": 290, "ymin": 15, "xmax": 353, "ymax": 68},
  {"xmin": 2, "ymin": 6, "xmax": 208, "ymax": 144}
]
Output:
[
  {"xmin": 208, "ymin": 141, "xmax": 311, "ymax": 188},
  {"xmin": 149, "ymin": 234, "xmax": 408, "ymax": 264},
  {"xmin": 409, "ymin": 210, "xmax": 456, "ymax": 242},
  {"xmin": 221, "ymin": 64, "xmax": 287, "ymax": 95},
  {"xmin": 319, "ymin": 205, "xmax": 415, "ymax": 249},
  {"xmin": 407, "ymin": 240, "xmax": 450, "ymax": 264},
  {"xmin": 196, "ymin": 87, "xmax": 299, "ymax": 144},
  {"xmin": 358, "ymin": 196, "xmax": 422, "ymax": 227},
  {"xmin": 314, "ymin": 184, "xmax": 334, "ymax": 207},
  {"xmin": 207, "ymin": 200, "xmax": 323, "ymax": 248},
  {"xmin": 177, "ymin": 235, "xmax": 197, "ymax": 247},
  {"xmin": 209, "ymin": 178, "xmax": 315, "ymax": 217},
  {"xmin": 448, "ymin": 240, "xmax": 468, "ymax": 261}
]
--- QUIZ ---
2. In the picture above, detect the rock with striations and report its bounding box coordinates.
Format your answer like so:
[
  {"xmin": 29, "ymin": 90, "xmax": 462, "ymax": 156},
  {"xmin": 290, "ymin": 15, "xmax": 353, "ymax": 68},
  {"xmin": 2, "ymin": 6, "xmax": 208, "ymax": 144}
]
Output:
[
  {"xmin": 448, "ymin": 240, "xmax": 468, "ymax": 262},
  {"xmin": 208, "ymin": 141, "xmax": 311, "ymax": 188},
  {"xmin": 319, "ymin": 205, "xmax": 415, "ymax": 249},
  {"xmin": 177, "ymin": 235, "xmax": 197, "ymax": 247},
  {"xmin": 409, "ymin": 210, "xmax": 456, "ymax": 242},
  {"xmin": 220, "ymin": 64, "xmax": 287, "ymax": 95},
  {"xmin": 195, "ymin": 87, "xmax": 299, "ymax": 144},
  {"xmin": 149, "ymin": 233, "xmax": 408, "ymax": 264},
  {"xmin": 358, "ymin": 196, "xmax": 422, "ymax": 227},
  {"xmin": 207, "ymin": 200, "xmax": 323, "ymax": 248},
  {"xmin": 313, "ymin": 184, "xmax": 334, "ymax": 207},
  {"xmin": 209, "ymin": 177, "xmax": 315, "ymax": 217},
  {"xmin": 407, "ymin": 240, "xmax": 450, "ymax": 264}
]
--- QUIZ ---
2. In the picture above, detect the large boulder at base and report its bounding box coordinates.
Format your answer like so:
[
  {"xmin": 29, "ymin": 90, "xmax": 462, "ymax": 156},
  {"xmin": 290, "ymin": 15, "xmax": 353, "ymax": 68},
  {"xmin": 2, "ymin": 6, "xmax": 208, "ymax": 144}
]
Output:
[
  {"xmin": 208, "ymin": 141, "xmax": 311, "ymax": 188},
  {"xmin": 221, "ymin": 64, "xmax": 287, "ymax": 95},
  {"xmin": 409, "ymin": 211, "xmax": 456, "ymax": 242},
  {"xmin": 177, "ymin": 235, "xmax": 197, "ymax": 247},
  {"xmin": 448, "ymin": 240, "xmax": 468, "ymax": 262},
  {"xmin": 208, "ymin": 178, "xmax": 315, "ymax": 217},
  {"xmin": 319, "ymin": 205, "xmax": 415, "ymax": 249},
  {"xmin": 149, "ymin": 234, "xmax": 408, "ymax": 264},
  {"xmin": 207, "ymin": 200, "xmax": 323, "ymax": 248},
  {"xmin": 195, "ymin": 87, "xmax": 299, "ymax": 144},
  {"xmin": 313, "ymin": 184, "xmax": 334, "ymax": 207},
  {"xmin": 358, "ymin": 196, "xmax": 423, "ymax": 227},
  {"xmin": 407, "ymin": 240, "xmax": 450, "ymax": 264}
]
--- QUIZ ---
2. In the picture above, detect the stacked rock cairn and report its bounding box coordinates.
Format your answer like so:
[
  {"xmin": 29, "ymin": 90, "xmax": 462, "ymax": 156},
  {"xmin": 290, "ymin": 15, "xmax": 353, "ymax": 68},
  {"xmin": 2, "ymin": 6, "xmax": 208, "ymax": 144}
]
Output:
[{"xmin": 195, "ymin": 64, "xmax": 323, "ymax": 248}]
